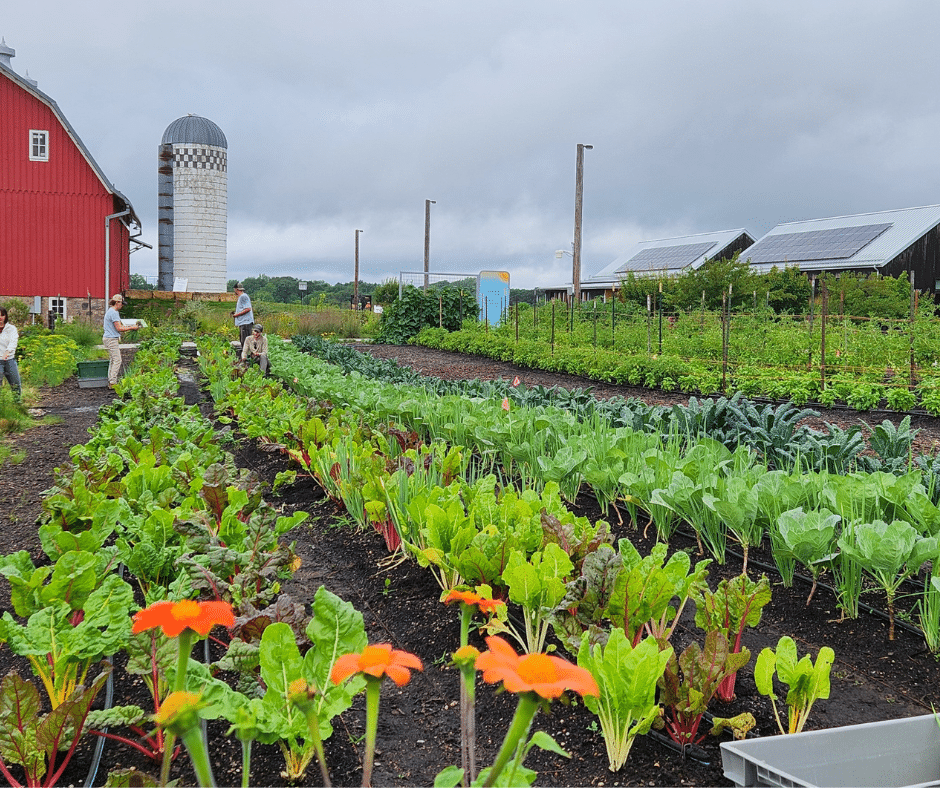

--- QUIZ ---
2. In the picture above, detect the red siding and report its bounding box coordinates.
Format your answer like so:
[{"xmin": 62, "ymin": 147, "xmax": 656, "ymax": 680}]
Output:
[{"xmin": 0, "ymin": 70, "xmax": 130, "ymax": 298}]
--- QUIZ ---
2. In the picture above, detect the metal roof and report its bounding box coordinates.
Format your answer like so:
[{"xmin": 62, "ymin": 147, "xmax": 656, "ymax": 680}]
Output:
[
  {"xmin": 585, "ymin": 228, "xmax": 754, "ymax": 285},
  {"xmin": 743, "ymin": 205, "xmax": 940, "ymax": 274},
  {"xmin": 0, "ymin": 57, "xmax": 138, "ymax": 225},
  {"xmin": 162, "ymin": 115, "xmax": 227, "ymax": 148}
]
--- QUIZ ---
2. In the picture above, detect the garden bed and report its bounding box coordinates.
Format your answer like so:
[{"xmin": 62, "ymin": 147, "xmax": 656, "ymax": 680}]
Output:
[{"xmin": 1, "ymin": 346, "xmax": 939, "ymax": 786}]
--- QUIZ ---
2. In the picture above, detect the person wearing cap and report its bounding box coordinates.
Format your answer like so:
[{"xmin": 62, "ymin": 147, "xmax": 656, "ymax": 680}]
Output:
[
  {"xmin": 102, "ymin": 294, "xmax": 135, "ymax": 388},
  {"xmin": 240, "ymin": 323, "xmax": 270, "ymax": 375},
  {"xmin": 231, "ymin": 283, "xmax": 254, "ymax": 350}
]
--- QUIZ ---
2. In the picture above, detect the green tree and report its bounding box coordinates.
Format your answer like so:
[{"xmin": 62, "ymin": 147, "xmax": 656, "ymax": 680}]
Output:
[
  {"xmin": 129, "ymin": 273, "xmax": 154, "ymax": 291},
  {"xmin": 372, "ymin": 279, "xmax": 400, "ymax": 306},
  {"xmin": 764, "ymin": 266, "xmax": 811, "ymax": 313}
]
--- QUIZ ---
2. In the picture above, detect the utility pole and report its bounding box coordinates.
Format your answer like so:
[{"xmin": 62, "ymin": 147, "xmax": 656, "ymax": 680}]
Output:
[
  {"xmin": 354, "ymin": 229, "xmax": 363, "ymax": 309},
  {"xmin": 424, "ymin": 199, "xmax": 436, "ymax": 291},
  {"xmin": 572, "ymin": 144, "xmax": 592, "ymax": 305}
]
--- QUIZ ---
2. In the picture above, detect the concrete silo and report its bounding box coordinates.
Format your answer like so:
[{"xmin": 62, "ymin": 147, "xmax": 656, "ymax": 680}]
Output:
[{"xmin": 158, "ymin": 115, "xmax": 228, "ymax": 293}]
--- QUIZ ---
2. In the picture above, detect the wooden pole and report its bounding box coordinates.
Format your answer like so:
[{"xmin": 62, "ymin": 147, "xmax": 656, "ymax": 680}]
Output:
[{"xmin": 820, "ymin": 280, "xmax": 828, "ymax": 392}]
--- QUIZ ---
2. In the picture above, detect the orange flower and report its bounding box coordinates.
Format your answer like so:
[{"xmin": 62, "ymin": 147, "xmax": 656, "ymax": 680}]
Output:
[
  {"xmin": 476, "ymin": 636, "xmax": 598, "ymax": 699},
  {"xmin": 501, "ymin": 397, "xmax": 510, "ymax": 411},
  {"xmin": 331, "ymin": 644, "xmax": 423, "ymax": 687},
  {"xmin": 444, "ymin": 589, "xmax": 505, "ymax": 616},
  {"xmin": 132, "ymin": 599, "xmax": 234, "ymax": 638}
]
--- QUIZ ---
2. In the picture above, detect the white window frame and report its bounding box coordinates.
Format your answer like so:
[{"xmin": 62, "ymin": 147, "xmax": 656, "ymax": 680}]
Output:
[
  {"xmin": 50, "ymin": 297, "xmax": 66, "ymax": 322},
  {"xmin": 29, "ymin": 129, "xmax": 48, "ymax": 161}
]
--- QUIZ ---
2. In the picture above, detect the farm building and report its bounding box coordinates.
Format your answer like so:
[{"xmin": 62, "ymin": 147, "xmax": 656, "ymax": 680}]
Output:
[
  {"xmin": 741, "ymin": 205, "xmax": 940, "ymax": 297},
  {"xmin": 0, "ymin": 37, "xmax": 144, "ymax": 324},
  {"xmin": 158, "ymin": 115, "xmax": 228, "ymax": 293},
  {"xmin": 545, "ymin": 228, "xmax": 754, "ymax": 302}
]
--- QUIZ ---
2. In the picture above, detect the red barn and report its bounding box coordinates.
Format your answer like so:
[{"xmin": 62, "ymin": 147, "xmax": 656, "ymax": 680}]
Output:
[{"xmin": 0, "ymin": 37, "xmax": 143, "ymax": 324}]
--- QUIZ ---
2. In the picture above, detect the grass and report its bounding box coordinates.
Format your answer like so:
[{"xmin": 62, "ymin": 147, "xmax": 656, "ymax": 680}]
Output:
[{"xmin": 0, "ymin": 444, "xmax": 26, "ymax": 467}]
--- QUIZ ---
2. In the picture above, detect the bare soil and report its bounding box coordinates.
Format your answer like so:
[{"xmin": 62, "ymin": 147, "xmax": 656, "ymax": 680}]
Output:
[{"xmin": 1, "ymin": 344, "xmax": 940, "ymax": 787}]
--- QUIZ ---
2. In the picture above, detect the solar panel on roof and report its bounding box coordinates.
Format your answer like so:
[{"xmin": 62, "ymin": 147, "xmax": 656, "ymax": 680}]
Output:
[
  {"xmin": 744, "ymin": 223, "xmax": 892, "ymax": 265},
  {"xmin": 618, "ymin": 241, "xmax": 717, "ymax": 273}
]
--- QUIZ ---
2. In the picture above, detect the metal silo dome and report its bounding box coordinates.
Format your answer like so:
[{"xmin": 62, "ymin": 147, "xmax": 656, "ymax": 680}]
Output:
[{"xmin": 161, "ymin": 114, "xmax": 227, "ymax": 149}]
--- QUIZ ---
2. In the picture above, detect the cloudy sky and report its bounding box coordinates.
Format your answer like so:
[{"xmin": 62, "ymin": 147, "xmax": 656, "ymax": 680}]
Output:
[{"xmin": 4, "ymin": 1, "xmax": 940, "ymax": 290}]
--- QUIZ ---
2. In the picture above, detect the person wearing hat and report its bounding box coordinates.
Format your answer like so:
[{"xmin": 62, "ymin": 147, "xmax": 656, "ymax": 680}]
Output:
[
  {"xmin": 240, "ymin": 323, "xmax": 269, "ymax": 375},
  {"xmin": 102, "ymin": 294, "xmax": 135, "ymax": 388},
  {"xmin": 231, "ymin": 283, "xmax": 255, "ymax": 350}
]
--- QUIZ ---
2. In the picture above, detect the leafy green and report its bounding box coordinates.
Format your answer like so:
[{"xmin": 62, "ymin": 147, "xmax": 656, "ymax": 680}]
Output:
[
  {"xmin": 577, "ymin": 632, "xmax": 671, "ymax": 772},
  {"xmin": 754, "ymin": 635, "xmax": 834, "ymax": 734}
]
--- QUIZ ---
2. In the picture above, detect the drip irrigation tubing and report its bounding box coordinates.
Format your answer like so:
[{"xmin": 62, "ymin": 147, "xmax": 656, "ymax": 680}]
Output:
[
  {"xmin": 84, "ymin": 563, "xmax": 125, "ymax": 788},
  {"xmin": 592, "ymin": 489, "xmax": 932, "ymax": 642}
]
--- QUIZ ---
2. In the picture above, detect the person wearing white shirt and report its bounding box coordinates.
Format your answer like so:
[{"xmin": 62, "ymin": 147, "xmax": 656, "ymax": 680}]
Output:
[{"xmin": 0, "ymin": 307, "xmax": 20, "ymax": 400}]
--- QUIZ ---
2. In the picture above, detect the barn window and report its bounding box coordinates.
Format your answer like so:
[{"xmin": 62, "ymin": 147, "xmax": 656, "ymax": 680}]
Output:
[
  {"xmin": 50, "ymin": 297, "xmax": 66, "ymax": 322},
  {"xmin": 29, "ymin": 130, "xmax": 48, "ymax": 161}
]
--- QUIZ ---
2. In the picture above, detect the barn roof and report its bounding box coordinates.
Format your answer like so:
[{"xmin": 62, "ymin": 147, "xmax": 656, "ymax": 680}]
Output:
[
  {"xmin": 586, "ymin": 228, "xmax": 754, "ymax": 285},
  {"xmin": 0, "ymin": 55, "xmax": 139, "ymax": 225},
  {"xmin": 742, "ymin": 205, "xmax": 940, "ymax": 275}
]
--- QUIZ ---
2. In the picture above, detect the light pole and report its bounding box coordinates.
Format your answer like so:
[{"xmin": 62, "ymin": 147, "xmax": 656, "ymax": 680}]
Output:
[
  {"xmin": 354, "ymin": 229, "xmax": 363, "ymax": 309},
  {"xmin": 572, "ymin": 143, "xmax": 593, "ymax": 305},
  {"xmin": 424, "ymin": 199, "xmax": 436, "ymax": 291},
  {"xmin": 555, "ymin": 248, "xmax": 573, "ymax": 304}
]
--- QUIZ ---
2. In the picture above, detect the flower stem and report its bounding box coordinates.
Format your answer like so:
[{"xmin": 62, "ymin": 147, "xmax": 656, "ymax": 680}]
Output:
[
  {"xmin": 240, "ymin": 739, "xmax": 252, "ymax": 788},
  {"xmin": 301, "ymin": 707, "xmax": 332, "ymax": 787},
  {"xmin": 161, "ymin": 630, "xmax": 195, "ymax": 785},
  {"xmin": 459, "ymin": 665, "xmax": 477, "ymax": 785},
  {"xmin": 362, "ymin": 678, "xmax": 382, "ymax": 788},
  {"xmin": 180, "ymin": 727, "xmax": 216, "ymax": 788},
  {"xmin": 459, "ymin": 605, "xmax": 473, "ymax": 787},
  {"xmin": 483, "ymin": 694, "xmax": 539, "ymax": 788}
]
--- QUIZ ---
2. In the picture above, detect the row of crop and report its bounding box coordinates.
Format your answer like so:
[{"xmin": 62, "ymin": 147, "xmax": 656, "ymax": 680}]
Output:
[
  {"xmin": 270, "ymin": 338, "xmax": 940, "ymax": 647},
  {"xmin": 196, "ymin": 336, "xmax": 844, "ymax": 775},
  {"xmin": 413, "ymin": 323, "xmax": 940, "ymax": 413},
  {"xmin": 0, "ymin": 336, "xmax": 381, "ymax": 787},
  {"xmin": 497, "ymin": 304, "xmax": 940, "ymax": 371},
  {"xmin": 292, "ymin": 335, "xmax": 932, "ymax": 481}
]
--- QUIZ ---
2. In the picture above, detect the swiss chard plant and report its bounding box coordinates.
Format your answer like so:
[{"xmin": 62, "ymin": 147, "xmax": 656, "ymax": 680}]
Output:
[
  {"xmin": 656, "ymin": 630, "xmax": 751, "ymax": 752},
  {"xmin": 501, "ymin": 543, "xmax": 573, "ymax": 654},
  {"xmin": 0, "ymin": 666, "xmax": 111, "ymax": 788},
  {"xmin": 754, "ymin": 635, "xmax": 834, "ymax": 734},
  {"xmin": 0, "ymin": 550, "xmax": 133, "ymax": 709},
  {"xmin": 577, "ymin": 632, "xmax": 671, "ymax": 772},
  {"xmin": 693, "ymin": 573, "xmax": 770, "ymax": 702}
]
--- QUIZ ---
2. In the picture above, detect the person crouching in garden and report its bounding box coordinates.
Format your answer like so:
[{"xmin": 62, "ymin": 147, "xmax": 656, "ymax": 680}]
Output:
[
  {"xmin": 102, "ymin": 294, "xmax": 136, "ymax": 388},
  {"xmin": 0, "ymin": 307, "xmax": 21, "ymax": 400},
  {"xmin": 241, "ymin": 324, "xmax": 270, "ymax": 375}
]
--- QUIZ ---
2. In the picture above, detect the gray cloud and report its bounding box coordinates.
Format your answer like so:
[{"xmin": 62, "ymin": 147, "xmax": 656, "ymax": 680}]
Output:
[{"xmin": 5, "ymin": 0, "xmax": 940, "ymax": 289}]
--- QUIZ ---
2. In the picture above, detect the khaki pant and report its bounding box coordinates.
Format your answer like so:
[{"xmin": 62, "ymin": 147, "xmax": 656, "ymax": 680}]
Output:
[{"xmin": 104, "ymin": 336, "xmax": 122, "ymax": 385}]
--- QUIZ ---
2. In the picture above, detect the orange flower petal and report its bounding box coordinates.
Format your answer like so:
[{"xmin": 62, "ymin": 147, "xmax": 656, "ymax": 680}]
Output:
[
  {"xmin": 131, "ymin": 599, "xmax": 234, "ymax": 638},
  {"xmin": 384, "ymin": 664, "xmax": 412, "ymax": 686},
  {"xmin": 331, "ymin": 652, "xmax": 363, "ymax": 684},
  {"xmin": 132, "ymin": 600, "xmax": 176, "ymax": 634},
  {"xmin": 476, "ymin": 636, "xmax": 598, "ymax": 698},
  {"xmin": 329, "ymin": 643, "xmax": 423, "ymax": 685}
]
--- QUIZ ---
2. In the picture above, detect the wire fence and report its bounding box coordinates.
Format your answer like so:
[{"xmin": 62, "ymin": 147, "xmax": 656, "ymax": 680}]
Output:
[{"xmin": 487, "ymin": 278, "xmax": 940, "ymax": 398}]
